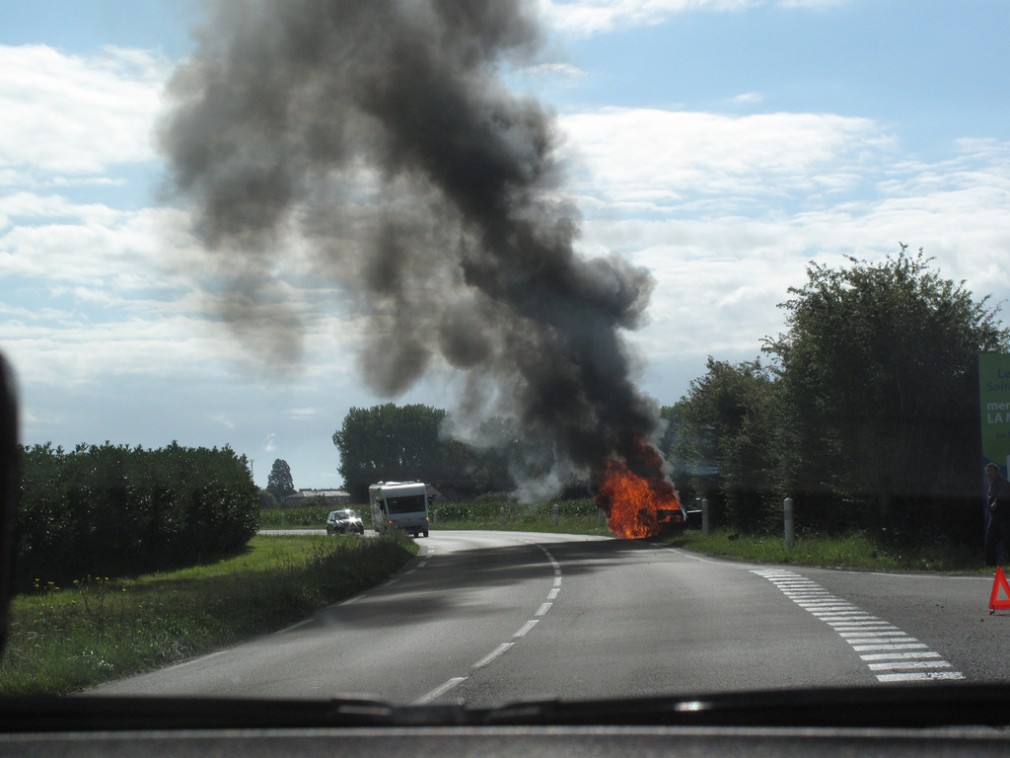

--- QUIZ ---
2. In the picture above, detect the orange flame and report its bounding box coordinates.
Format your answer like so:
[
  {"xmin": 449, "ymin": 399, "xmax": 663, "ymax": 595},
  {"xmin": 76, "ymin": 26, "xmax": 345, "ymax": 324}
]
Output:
[{"xmin": 594, "ymin": 439, "xmax": 683, "ymax": 539}]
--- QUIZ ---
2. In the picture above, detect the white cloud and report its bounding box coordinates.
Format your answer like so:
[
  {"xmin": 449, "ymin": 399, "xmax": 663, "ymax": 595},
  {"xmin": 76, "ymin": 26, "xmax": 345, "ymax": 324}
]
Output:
[
  {"xmin": 535, "ymin": 0, "xmax": 840, "ymax": 35},
  {"xmin": 555, "ymin": 107, "xmax": 1010, "ymax": 385},
  {"xmin": 213, "ymin": 413, "xmax": 236, "ymax": 430},
  {"xmin": 536, "ymin": 0, "xmax": 758, "ymax": 35},
  {"xmin": 522, "ymin": 61, "xmax": 587, "ymax": 78},
  {"xmin": 778, "ymin": 0, "xmax": 848, "ymax": 8},
  {"xmin": 727, "ymin": 91, "xmax": 764, "ymax": 105},
  {"xmin": 560, "ymin": 108, "xmax": 891, "ymax": 210},
  {"xmin": 0, "ymin": 44, "xmax": 168, "ymax": 178}
]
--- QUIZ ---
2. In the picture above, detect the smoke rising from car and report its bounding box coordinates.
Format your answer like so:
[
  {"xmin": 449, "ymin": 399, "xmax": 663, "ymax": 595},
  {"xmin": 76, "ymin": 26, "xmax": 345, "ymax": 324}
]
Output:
[{"xmin": 161, "ymin": 0, "xmax": 665, "ymax": 492}]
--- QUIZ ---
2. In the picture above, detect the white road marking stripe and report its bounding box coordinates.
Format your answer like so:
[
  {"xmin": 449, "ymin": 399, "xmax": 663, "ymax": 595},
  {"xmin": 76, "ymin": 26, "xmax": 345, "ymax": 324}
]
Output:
[
  {"xmin": 547, "ymin": 588, "xmax": 560, "ymax": 600},
  {"xmin": 753, "ymin": 568, "xmax": 965, "ymax": 684},
  {"xmin": 829, "ymin": 622, "xmax": 898, "ymax": 629},
  {"xmin": 877, "ymin": 672, "xmax": 966, "ymax": 682},
  {"xmin": 535, "ymin": 602, "xmax": 552, "ymax": 616},
  {"xmin": 852, "ymin": 643, "xmax": 928, "ymax": 652},
  {"xmin": 553, "ymin": 576, "xmax": 562, "ymax": 588},
  {"xmin": 840, "ymin": 633, "xmax": 914, "ymax": 640},
  {"xmin": 811, "ymin": 611, "xmax": 876, "ymax": 617},
  {"xmin": 793, "ymin": 598, "xmax": 849, "ymax": 604},
  {"xmin": 414, "ymin": 676, "xmax": 467, "ymax": 704},
  {"xmin": 869, "ymin": 661, "xmax": 952, "ymax": 671},
  {"xmin": 795, "ymin": 603, "xmax": 852, "ymax": 608},
  {"xmin": 775, "ymin": 590, "xmax": 832, "ymax": 598},
  {"xmin": 473, "ymin": 642, "xmax": 514, "ymax": 669},
  {"xmin": 860, "ymin": 651, "xmax": 942, "ymax": 661},
  {"xmin": 514, "ymin": 619, "xmax": 539, "ymax": 638}
]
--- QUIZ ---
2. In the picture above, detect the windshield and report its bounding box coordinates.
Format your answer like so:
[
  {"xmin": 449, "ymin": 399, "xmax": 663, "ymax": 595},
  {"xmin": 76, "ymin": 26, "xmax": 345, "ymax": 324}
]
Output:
[
  {"xmin": 385, "ymin": 496, "xmax": 427, "ymax": 515},
  {"xmin": 2, "ymin": 0, "xmax": 1010, "ymax": 719}
]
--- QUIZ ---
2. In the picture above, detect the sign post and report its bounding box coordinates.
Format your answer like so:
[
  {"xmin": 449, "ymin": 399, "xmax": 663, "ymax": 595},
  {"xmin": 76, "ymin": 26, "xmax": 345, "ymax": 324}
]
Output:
[{"xmin": 978, "ymin": 353, "xmax": 1010, "ymax": 477}]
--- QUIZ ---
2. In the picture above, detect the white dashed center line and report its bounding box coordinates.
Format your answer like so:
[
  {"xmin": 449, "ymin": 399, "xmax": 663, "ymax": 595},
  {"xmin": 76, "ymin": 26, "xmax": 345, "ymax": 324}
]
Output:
[{"xmin": 414, "ymin": 541, "xmax": 561, "ymax": 704}]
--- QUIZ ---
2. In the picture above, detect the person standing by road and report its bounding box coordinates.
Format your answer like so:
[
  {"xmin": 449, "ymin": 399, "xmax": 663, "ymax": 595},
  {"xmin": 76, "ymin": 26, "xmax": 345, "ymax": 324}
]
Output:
[{"xmin": 984, "ymin": 463, "xmax": 1010, "ymax": 566}]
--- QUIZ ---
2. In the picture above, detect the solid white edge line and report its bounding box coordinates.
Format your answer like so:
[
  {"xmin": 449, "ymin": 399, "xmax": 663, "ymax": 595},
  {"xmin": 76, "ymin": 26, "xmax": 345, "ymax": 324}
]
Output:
[
  {"xmin": 157, "ymin": 649, "xmax": 229, "ymax": 673},
  {"xmin": 414, "ymin": 676, "xmax": 467, "ymax": 704},
  {"xmin": 275, "ymin": 618, "xmax": 314, "ymax": 634}
]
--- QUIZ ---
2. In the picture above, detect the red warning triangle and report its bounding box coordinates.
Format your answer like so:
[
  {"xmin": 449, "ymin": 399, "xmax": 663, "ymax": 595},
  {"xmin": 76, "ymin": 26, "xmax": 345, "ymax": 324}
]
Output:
[{"xmin": 988, "ymin": 566, "xmax": 1010, "ymax": 613}]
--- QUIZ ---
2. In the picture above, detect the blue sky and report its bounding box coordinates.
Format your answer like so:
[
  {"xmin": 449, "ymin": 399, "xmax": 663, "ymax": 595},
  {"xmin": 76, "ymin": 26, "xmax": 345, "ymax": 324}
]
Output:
[{"xmin": 2, "ymin": 0, "xmax": 1009, "ymax": 489}]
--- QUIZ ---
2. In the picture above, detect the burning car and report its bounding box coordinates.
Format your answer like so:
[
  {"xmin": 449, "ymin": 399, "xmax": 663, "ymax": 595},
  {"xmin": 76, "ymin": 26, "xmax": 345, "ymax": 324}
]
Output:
[{"xmin": 656, "ymin": 506, "xmax": 686, "ymax": 534}]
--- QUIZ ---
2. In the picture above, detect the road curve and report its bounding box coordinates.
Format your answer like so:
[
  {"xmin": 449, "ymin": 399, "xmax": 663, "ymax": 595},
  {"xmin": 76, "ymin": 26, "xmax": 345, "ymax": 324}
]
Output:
[{"xmin": 89, "ymin": 531, "xmax": 1009, "ymax": 706}]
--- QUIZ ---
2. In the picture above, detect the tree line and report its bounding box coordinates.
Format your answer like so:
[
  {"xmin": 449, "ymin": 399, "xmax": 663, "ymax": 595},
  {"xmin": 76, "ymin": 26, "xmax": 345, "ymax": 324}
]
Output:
[
  {"xmin": 333, "ymin": 249, "xmax": 1009, "ymax": 546},
  {"xmin": 663, "ymin": 247, "xmax": 1009, "ymax": 545},
  {"xmin": 18, "ymin": 442, "xmax": 258, "ymax": 588},
  {"xmin": 332, "ymin": 405, "xmax": 543, "ymax": 501}
]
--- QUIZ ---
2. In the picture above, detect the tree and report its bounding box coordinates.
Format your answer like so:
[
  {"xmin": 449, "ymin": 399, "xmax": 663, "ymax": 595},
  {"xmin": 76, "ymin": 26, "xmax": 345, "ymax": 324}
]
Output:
[
  {"xmin": 664, "ymin": 357, "xmax": 777, "ymax": 532},
  {"xmin": 266, "ymin": 459, "xmax": 295, "ymax": 502},
  {"xmin": 333, "ymin": 404, "xmax": 449, "ymax": 500},
  {"xmin": 764, "ymin": 246, "xmax": 1010, "ymax": 539}
]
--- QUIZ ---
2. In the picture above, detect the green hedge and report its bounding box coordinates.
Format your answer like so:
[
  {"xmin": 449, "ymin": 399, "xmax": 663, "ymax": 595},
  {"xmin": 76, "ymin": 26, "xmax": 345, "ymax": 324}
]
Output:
[{"xmin": 17, "ymin": 442, "xmax": 258, "ymax": 590}]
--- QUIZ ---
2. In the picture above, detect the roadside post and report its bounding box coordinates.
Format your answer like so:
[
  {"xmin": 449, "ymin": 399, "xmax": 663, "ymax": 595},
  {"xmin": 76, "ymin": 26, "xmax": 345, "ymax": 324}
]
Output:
[
  {"xmin": 784, "ymin": 497, "xmax": 795, "ymax": 548},
  {"xmin": 701, "ymin": 498, "xmax": 709, "ymax": 536},
  {"xmin": 552, "ymin": 503, "xmax": 559, "ymax": 525}
]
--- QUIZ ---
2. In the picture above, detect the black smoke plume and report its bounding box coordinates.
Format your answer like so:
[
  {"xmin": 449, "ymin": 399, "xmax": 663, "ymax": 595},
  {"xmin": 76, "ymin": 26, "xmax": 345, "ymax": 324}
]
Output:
[{"xmin": 161, "ymin": 0, "xmax": 662, "ymax": 488}]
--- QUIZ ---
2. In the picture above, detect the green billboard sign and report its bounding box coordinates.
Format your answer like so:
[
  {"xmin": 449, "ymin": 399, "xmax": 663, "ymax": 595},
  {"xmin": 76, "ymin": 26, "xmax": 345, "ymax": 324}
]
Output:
[{"xmin": 979, "ymin": 353, "xmax": 1010, "ymax": 476}]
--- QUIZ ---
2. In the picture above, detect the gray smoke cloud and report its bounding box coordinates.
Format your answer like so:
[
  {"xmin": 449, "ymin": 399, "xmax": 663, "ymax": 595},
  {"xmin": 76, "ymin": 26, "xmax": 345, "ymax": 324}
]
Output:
[{"xmin": 161, "ymin": 0, "xmax": 663, "ymax": 485}]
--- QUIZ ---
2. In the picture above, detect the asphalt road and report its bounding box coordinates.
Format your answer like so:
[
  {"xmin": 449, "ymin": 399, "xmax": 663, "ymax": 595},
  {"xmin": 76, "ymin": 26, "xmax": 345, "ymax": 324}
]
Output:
[{"xmin": 90, "ymin": 530, "xmax": 1010, "ymax": 706}]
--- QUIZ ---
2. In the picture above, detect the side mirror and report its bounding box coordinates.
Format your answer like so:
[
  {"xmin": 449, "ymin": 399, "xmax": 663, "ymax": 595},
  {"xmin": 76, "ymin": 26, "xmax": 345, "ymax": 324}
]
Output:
[{"xmin": 0, "ymin": 353, "xmax": 19, "ymax": 657}]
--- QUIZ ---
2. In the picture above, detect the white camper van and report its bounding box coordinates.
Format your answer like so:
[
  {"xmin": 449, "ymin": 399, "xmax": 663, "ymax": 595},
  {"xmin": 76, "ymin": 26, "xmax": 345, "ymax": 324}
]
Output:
[{"xmin": 368, "ymin": 481, "xmax": 430, "ymax": 537}]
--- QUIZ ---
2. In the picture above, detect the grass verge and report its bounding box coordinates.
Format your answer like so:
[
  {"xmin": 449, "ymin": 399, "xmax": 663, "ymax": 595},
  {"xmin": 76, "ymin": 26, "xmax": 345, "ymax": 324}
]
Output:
[
  {"xmin": 429, "ymin": 495, "xmax": 611, "ymax": 536},
  {"xmin": 258, "ymin": 505, "xmax": 335, "ymax": 529},
  {"xmin": 665, "ymin": 529, "xmax": 989, "ymax": 574},
  {"xmin": 423, "ymin": 494, "xmax": 989, "ymax": 573},
  {"xmin": 0, "ymin": 532, "xmax": 417, "ymax": 696}
]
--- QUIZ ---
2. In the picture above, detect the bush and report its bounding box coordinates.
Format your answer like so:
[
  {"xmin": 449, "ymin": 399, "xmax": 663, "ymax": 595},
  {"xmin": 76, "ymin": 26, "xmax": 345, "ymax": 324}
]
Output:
[{"xmin": 17, "ymin": 442, "xmax": 258, "ymax": 590}]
